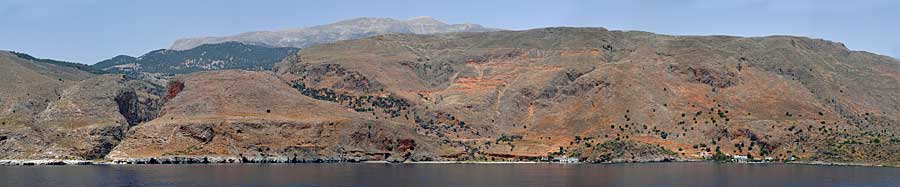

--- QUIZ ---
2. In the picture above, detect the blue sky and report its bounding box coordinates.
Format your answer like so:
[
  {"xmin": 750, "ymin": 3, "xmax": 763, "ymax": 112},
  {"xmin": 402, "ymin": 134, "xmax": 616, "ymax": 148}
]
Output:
[{"xmin": 1, "ymin": 0, "xmax": 898, "ymax": 63}]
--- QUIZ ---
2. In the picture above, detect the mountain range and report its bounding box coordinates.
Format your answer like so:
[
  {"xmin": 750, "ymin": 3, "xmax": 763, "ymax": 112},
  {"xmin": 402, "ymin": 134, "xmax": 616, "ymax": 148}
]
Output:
[
  {"xmin": 169, "ymin": 16, "xmax": 501, "ymax": 50},
  {"xmin": 93, "ymin": 17, "xmax": 498, "ymax": 76},
  {"xmin": 1, "ymin": 23, "xmax": 899, "ymax": 166}
]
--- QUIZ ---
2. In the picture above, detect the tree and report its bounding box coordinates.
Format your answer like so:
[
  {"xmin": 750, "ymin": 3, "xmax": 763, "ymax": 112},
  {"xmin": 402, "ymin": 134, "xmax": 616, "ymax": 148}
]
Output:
[{"xmin": 711, "ymin": 147, "xmax": 729, "ymax": 161}]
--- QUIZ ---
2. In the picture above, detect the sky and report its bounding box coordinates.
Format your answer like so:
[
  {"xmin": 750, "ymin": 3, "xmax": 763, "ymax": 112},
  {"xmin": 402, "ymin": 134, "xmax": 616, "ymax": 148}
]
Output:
[{"xmin": 1, "ymin": 0, "xmax": 898, "ymax": 64}]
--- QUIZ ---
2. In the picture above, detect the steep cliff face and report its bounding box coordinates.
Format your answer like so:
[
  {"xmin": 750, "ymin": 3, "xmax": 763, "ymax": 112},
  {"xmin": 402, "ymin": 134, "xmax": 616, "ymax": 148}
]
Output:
[
  {"xmin": 273, "ymin": 28, "xmax": 900, "ymax": 164},
  {"xmin": 0, "ymin": 51, "xmax": 162, "ymax": 160}
]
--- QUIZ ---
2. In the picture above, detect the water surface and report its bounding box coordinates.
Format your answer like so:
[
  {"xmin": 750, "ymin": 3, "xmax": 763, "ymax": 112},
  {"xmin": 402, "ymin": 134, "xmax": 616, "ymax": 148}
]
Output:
[{"xmin": 1, "ymin": 162, "xmax": 898, "ymax": 187}]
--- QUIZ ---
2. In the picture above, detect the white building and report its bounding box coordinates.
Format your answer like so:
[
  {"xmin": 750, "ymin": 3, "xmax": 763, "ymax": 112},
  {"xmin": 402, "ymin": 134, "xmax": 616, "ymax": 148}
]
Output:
[
  {"xmin": 699, "ymin": 151, "xmax": 713, "ymax": 159},
  {"xmin": 554, "ymin": 156, "xmax": 580, "ymax": 163}
]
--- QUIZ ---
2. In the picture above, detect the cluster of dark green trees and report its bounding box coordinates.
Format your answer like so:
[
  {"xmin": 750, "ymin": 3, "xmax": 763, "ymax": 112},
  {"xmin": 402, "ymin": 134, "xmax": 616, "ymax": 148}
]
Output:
[
  {"xmin": 291, "ymin": 81, "xmax": 409, "ymax": 118},
  {"xmin": 93, "ymin": 42, "xmax": 298, "ymax": 74},
  {"xmin": 11, "ymin": 51, "xmax": 105, "ymax": 74}
]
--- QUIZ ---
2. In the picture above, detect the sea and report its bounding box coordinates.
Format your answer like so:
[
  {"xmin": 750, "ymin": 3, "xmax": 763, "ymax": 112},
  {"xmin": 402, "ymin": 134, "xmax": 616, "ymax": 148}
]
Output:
[{"xmin": 1, "ymin": 162, "xmax": 898, "ymax": 187}]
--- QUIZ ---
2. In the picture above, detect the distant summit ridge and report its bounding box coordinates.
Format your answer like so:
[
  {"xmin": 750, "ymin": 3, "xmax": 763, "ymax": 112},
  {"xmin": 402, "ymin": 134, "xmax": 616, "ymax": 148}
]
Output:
[{"xmin": 169, "ymin": 16, "xmax": 501, "ymax": 50}]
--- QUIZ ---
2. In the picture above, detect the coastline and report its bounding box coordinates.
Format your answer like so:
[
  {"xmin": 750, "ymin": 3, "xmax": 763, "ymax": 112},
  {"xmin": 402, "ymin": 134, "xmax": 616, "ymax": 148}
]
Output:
[
  {"xmin": 1, "ymin": 158, "xmax": 896, "ymax": 168},
  {"xmin": 780, "ymin": 161, "xmax": 894, "ymax": 168},
  {"xmin": 0, "ymin": 159, "xmax": 97, "ymax": 166}
]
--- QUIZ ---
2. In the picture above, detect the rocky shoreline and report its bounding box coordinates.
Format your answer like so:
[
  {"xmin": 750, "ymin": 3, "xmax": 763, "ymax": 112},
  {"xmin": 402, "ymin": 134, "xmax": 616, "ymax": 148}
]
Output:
[
  {"xmin": 2, "ymin": 157, "xmax": 895, "ymax": 168},
  {"xmin": 0, "ymin": 159, "xmax": 96, "ymax": 166}
]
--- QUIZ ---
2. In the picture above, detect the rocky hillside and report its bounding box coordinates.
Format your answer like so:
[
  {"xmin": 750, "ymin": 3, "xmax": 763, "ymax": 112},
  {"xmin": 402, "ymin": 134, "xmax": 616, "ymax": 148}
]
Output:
[
  {"xmin": 169, "ymin": 17, "xmax": 500, "ymax": 50},
  {"xmin": 94, "ymin": 42, "xmax": 298, "ymax": 75},
  {"xmin": 3, "ymin": 27, "xmax": 900, "ymax": 165},
  {"xmin": 0, "ymin": 51, "xmax": 161, "ymax": 160},
  {"xmin": 9, "ymin": 51, "xmax": 103, "ymax": 74},
  {"xmin": 107, "ymin": 70, "xmax": 453, "ymax": 162},
  {"xmin": 270, "ymin": 27, "xmax": 900, "ymax": 164}
]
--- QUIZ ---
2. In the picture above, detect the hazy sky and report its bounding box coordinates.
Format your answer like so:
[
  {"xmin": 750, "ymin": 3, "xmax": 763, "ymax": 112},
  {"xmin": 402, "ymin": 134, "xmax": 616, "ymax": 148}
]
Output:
[{"xmin": 1, "ymin": 0, "xmax": 898, "ymax": 63}]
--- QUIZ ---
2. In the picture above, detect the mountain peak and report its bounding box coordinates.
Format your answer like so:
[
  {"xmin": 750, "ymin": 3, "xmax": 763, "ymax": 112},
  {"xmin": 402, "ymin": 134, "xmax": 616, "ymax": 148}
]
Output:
[
  {"xmin": 405, "ymin": 16, "xmax": 445, "ymax": 25},
  {"xmin": 333, "ymin": 17, "xmax": 398, "ymax": 25},
  {"xmin": 408, "ymin": 16, "xmax": 434, "ymax": 20}
]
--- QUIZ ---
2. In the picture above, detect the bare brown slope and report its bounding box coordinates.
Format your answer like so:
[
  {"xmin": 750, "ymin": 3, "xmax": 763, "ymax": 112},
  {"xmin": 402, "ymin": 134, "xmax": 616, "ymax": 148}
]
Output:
[
  {"xmin": 0, "ymin": 51, "xmax": 160, "ymax": 159},
  {"xmin": 108, "ymin": 70, "xmax": 455, "ymax": 161},
  {"xmin": 276, "ymin": 27, "xmax": 900, "ymax": 164},
  {"xmin": 0, "ymin": 51, "xmax": 92, "ymax": 117}
]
